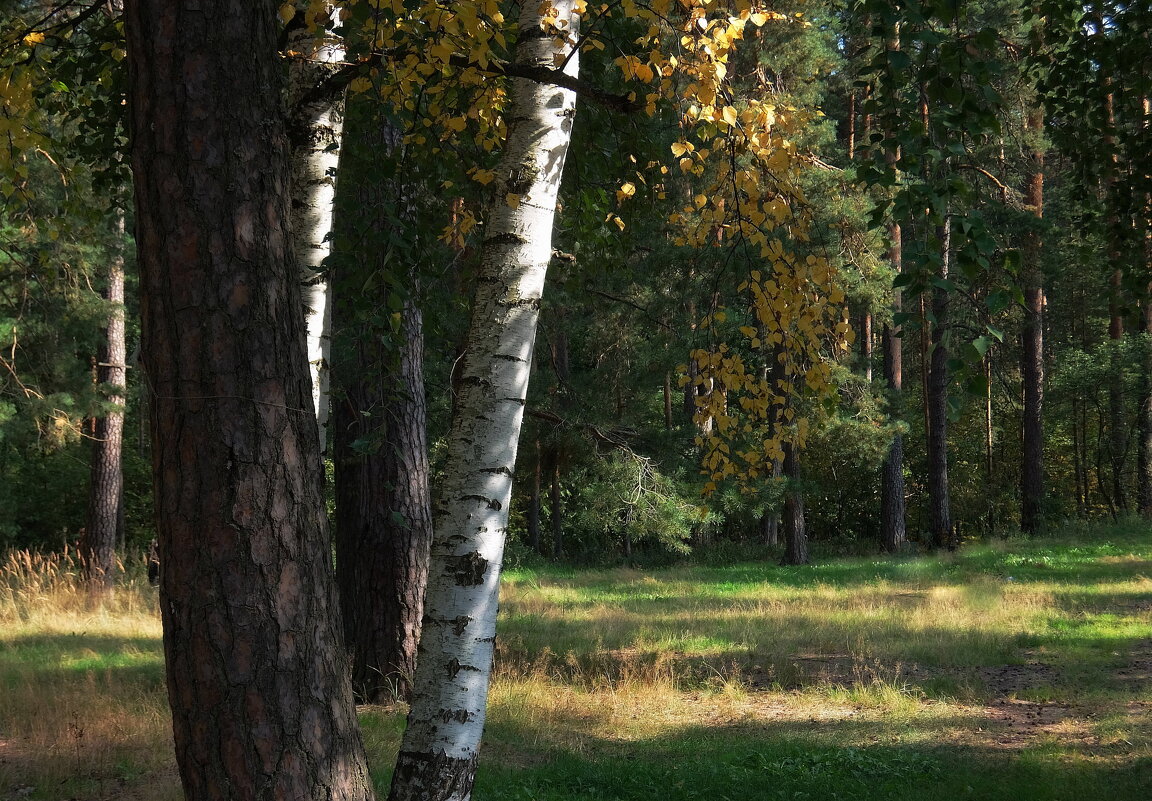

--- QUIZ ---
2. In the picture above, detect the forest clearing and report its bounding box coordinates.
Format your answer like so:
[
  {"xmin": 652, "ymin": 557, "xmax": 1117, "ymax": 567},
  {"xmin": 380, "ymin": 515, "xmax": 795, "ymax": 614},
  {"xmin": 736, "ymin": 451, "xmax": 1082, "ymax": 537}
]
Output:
[
  {"xmin": 3, "ymin": 0, "xmax": 1152, "ymax": 799},
  {"xmin": 2, "ymin": 524, "xmax": 1150, "ymax": 801}
]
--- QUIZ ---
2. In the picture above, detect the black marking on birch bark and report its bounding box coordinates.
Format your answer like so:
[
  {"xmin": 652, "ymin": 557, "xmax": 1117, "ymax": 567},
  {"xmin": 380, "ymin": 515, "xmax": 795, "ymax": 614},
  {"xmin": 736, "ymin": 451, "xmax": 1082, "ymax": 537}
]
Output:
[
  {"xmin": 437, "ymin": 707, "xmax": 472, "ymax": 724},
  {"xmin": 450, "ymin": 615, "xmax": 472, "ymax": 635},
  {"xmin": 485, "ymin": 232, "xmax": 528, "ymax": 247},
  {"xmin": 461, "ymin": 494, "xmax": 502, "ymax": 511},
  {"xmin": 493, "ymin": 353, "xmax": 527, "ymax": 363},
  {"xmin": 518, "ymin": 26, "xmax": 554, "ymax": 42},
  {"xmin": 389, "ymin": 749, "xmax": 479, "ymax": 801},
  {"xmin": 480, "ymin": 466, "xmax": 514, "ymax": 477},
  {"xmin": 476, "ymin": 636, "xmax": 497, "ymax": 644},
  {"xmin": 447, "ymin": 551, "xmax": 488, "ymax": 585},
  {"xmin": 505, "ymin": 167, "xmax": 537, "ymax": 195},
  {"xmin": 446, "ymin": 657, "xmax": 482, "ymax": 679}
]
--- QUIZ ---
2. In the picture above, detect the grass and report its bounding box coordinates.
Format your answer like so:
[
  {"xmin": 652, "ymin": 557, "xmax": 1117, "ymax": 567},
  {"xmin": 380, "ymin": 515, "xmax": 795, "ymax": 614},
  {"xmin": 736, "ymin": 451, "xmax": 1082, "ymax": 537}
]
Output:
[{"xmin": 2, "ymin": 522, "xmax": 1150, "ymax": 800}]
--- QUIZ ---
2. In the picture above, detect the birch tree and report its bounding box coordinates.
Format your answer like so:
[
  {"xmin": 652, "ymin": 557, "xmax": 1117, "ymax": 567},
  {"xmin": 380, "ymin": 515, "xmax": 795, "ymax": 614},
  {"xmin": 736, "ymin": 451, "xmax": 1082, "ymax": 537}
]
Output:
[
  {"xmin": 386, "ymin": 1, "xmax": 580, "ymax": 798},
  {"xmin": 287, "ymin": 2, "xmax": 346, "ymax": 453}
]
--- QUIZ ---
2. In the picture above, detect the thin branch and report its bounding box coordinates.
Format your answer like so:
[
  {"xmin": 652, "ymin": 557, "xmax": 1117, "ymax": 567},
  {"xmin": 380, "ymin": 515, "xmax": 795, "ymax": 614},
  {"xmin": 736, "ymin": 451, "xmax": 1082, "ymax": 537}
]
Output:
[
  {"xmin": 291, "ymin": 50, "xmax": 642, "ymax": 119},
  {"xmin": 954, "ymin": 163, "xmax": 1019, "ymax": 206},
  {"xmin": 584, "ymin": 287, "xmax": 676, "ymax": 332},
  {"xmin": 526, "ymin": 407, "xmax": 634, "ymax": 450}
]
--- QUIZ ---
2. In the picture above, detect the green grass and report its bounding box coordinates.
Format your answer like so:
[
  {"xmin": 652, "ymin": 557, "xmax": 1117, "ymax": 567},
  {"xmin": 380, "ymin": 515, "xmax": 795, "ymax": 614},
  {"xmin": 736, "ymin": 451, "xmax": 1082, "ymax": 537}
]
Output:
[{"xmin": 1, "ymin": 523, "xmax": 1150, "ymax": 800}]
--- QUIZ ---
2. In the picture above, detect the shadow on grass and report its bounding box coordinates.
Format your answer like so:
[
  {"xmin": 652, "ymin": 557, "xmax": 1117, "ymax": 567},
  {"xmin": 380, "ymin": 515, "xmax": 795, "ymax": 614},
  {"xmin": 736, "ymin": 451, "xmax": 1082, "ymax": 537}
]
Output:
[{"xmin": 469, "ymin": 714, "xmax": 1152, "ymax": 801}]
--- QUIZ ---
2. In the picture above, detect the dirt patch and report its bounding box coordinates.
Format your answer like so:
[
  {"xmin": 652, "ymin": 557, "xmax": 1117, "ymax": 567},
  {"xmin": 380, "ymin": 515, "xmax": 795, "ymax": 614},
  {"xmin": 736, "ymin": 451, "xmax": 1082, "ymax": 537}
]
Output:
[{"xmin": 1115, "ymin": 638, "xmax": 1152, "ymax": 686}]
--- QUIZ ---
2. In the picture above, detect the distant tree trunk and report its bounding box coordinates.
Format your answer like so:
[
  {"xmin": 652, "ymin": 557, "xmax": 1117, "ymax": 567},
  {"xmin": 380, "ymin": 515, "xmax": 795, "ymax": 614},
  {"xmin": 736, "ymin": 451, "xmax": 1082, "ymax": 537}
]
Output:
[
  {"xmin": 1108, "ymin": 267, "xmax": 1127, "ymax": 513},
  {"xmin": 859, "ymin": 311, "xmax": 873, "ymax": 382},
  {"xmin": 759, "ymin": 507, "xmax": 779, "ymax": 547},
  {"xmin": 927, "ymin": 218, "xmax": 953, "ymax": 549},
  {"xmin": 124, "ymin": 1, "xmax": 375, "ymax": 798},
  {"xmin": 84, "ymin": 211, "xmax": 127, "ymax": 588},
  {"xmin": 880, "ymin": 218, "xmax": 906, "ymax": 553},
  {"xmin": 387, "ymin": 3, "xmax": 580, "ymax": 798},
  {"xmin": 331, "ymin": 98, "xmax": 432, "ymax": 704},
  {"xmin": 1020, "ymin": 107, "xmax": 1046, "ymax": 533},
  {"xmin": 333, "ymin": 298, "xmax": 432, "ymax": 703},
  {"xmin": 550, "ymin": 457, "xmax": 564, "ymax": 558},
  {"xmin": 528, "ymin": 439, "xmax": 542, "ymax": 551},
  {"xmin": 663, "ymin": 372, "xmax": 673, "ymax": 429},
  {"xmin": 684, "ymin": 354, "xmax": 698, "ymax": 423},
  {"xmin": 780, "ymin": 442, "xmax": 808, "ymax": 565},
  {"xmin": 1104, "ymin": 90, "xmax": 1128, "ymax": 513},
  {"xmin": 1138, "ymin": 289, "xmax": 1152, "ymax": 518},
  {"xmin": 287, "ymin": 5, "xmax": 345, "ymax": 454}
]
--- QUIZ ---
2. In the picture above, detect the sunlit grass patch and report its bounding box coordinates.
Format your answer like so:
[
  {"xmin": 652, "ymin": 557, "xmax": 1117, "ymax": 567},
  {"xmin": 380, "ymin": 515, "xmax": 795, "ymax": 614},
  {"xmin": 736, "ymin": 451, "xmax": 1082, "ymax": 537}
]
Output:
[{"xmin": 3, "ymin": 526, "xmax": 1151, "ymax": 800}]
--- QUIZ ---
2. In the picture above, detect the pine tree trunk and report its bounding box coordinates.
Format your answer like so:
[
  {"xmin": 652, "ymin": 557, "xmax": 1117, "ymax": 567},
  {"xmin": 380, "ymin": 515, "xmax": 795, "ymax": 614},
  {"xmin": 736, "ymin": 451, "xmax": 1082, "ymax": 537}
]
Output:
[
  {"xmin": 1109, "ymin": 267, "xmax": 1128, "ymax": 512},
  {"xmin": 880, "ymin": 215, "xmax": 906, "ymax": 552},
  {"xmin": 1137, "ymin": 290, "xmax": 1152, "ymax": 517},
  {"xmin": 927, "ymin": 219, "xmax": 953, "ymax": 549},
  {"xmin": 550, "ymin": 457, "xmax": 564, "ymax": 559},
  {"xmin": 287, "ymin": 6, "xmax": 345, "ymax": 455},
  {"xmin": 333, "ymin": 294, "xmax": 432, "ymax": 702},
  {"xmin": 1020, "ymin": 108, "xmax": 1046, "ymax": 533},
  {"xmin": 84, "ymin": 211, "xmax": 127, "ymax": 589},
  {"xmin": 387, "ymin": 4, "xmax": 580, "ymax": 799},
  {"xmin": 859, "ymin": 311, "xmax": 873, "ymax": 382},
  {"xmin": 331, "ymin": 97, "xmax": 433, "ymax": 704},
  {"xmin": 124, "ymin": 2, "xmax": 375, "ymax": 798},
  {"xmin": 528, "ymin": 440, "xmax": 542, "ymax": 551},
  {"xmin": 781, "ymin": 443, "xmax": 808, "ymax": 566}
]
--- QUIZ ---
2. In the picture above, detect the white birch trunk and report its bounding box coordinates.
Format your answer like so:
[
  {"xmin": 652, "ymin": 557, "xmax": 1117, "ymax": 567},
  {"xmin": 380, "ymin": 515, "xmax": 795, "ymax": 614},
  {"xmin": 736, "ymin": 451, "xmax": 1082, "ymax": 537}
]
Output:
[
  {"xmin": 287, "ymin": 6, "xmax": 345, "ymax": 454},
  {"xmin": 386, "ymin": 4, "xmax": 580, "ymax": 800}
]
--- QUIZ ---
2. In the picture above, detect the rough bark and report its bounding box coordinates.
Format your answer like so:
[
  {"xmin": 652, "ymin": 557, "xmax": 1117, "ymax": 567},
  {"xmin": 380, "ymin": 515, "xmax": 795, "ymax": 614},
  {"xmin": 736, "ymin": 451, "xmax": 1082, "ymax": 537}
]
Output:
[
  {"xmin": 927, "ymin": 220, "xmax": 953, "ymax": 549},
  {"xmin": 84, "ymin": 211, "xmax": 127, "ymax": 588},
  {"xmin": 386, "ymin": 3, "xmax": 580, "ymax": 799},
  {"xmin": 287, "ymin": 4, "xmax": 345, "ymax": 454},
  {"xmin": 1020, "ymin": 107, "xmax": 1046, "ymax": 534},
  {"xmin": 333, "ymin": 294, "xmax": 432, "ymax": 703},
  {"xmin": 330, "ymin": 96, "xmax": 433, "ymax": 704},
  {"xmin": 124, "ymin": 2, "xmax": 375, "ymax": 799},
  {"xmin": 780, "ymin": 443, "xmax": 808, "ymax": 566}
]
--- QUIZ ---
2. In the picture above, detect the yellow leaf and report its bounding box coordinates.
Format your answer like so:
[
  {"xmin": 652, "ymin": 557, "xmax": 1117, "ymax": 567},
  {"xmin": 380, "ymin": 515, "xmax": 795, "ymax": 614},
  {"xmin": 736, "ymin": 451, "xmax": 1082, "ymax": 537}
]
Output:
[
  {"xmin": 506, "ymin": 193, "xmax": 521, "ymax": 209},
  {"xmin": 348, "ymin": 76, "xmax": 373, "ymax": 93},
  {"xmin": 22, "ymin": 32, "xmax": 45, "ymax": 46}
]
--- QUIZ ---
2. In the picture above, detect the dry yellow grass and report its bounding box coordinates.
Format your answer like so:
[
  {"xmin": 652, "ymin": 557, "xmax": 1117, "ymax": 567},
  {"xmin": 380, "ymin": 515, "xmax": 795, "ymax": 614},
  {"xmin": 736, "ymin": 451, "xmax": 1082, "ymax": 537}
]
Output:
[
  {"xmin": 0, "ymin": 549, "xmax": 176, "ymax": 800},
  {"xmin": 3, "ymin": 540, "xmax": 1150, "ymax": 800}
]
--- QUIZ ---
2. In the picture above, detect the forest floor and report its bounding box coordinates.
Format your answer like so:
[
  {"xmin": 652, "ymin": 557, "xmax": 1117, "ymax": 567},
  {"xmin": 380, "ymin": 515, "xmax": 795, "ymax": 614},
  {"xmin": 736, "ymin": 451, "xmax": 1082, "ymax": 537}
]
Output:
[{"xmin": 1, "ymin": 521, "xmax": 1150, "ymax": 800}]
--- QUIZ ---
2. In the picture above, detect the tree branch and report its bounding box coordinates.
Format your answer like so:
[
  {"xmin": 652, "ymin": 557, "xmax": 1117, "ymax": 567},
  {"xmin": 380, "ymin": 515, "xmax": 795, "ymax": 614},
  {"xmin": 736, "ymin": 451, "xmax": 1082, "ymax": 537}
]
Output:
[
  {"xmin": 290, "ymin": 50, "xmax": 643, "ymax": 120},
  {"xmin": 526, "ymin": 408, "xmax": 635, "ymax": 451},
  {"xmin": 954, "ymin": 163, "xmax": 1019, "ymax": 206}
]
